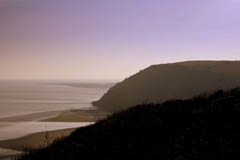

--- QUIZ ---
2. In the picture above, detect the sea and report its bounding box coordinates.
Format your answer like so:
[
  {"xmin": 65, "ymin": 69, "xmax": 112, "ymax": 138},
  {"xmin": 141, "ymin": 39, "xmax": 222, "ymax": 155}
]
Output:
[
  {"xmin": 0, "ymin": 79, "xmax": 115, "ymax": 157},
  {"xmin": 0, "ymin": 80, "xmax": 113, "ymax": 118}
]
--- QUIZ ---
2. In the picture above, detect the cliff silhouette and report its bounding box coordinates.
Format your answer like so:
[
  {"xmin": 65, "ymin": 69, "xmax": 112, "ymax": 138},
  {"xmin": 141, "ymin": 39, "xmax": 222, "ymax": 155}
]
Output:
[
  {"xmin": 93, "ymin": 61, "xmax": 240, "ymax": 112},
  {"xmin": 17, "ymin": 88, "xmax": 240, "ymax": 160}
]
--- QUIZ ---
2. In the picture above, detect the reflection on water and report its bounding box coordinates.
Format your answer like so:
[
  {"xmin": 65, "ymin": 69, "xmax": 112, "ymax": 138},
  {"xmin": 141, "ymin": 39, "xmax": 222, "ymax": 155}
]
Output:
[
  {"xmin": 0, "ymin": 80, "xmax": 112, "ymax": 158},
  {"xmin": 0, "ymin": 80, "xmax": 112, "ymax": 118},
  {"xmin": 0, "ymin": 80, "xmax": 113, "ymax": 141}
]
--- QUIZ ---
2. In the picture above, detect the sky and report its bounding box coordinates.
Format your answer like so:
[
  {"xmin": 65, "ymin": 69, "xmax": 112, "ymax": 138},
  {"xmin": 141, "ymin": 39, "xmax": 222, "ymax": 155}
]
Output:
[{"xmin": 0, "ymin": 0, "xmax": 240, "ymax": 80}]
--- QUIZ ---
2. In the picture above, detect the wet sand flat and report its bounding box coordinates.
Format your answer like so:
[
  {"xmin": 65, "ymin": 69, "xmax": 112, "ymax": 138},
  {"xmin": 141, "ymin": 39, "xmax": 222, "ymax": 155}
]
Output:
[
  {"xmin": 0, "ymin": 80, "xmax": 113, "ymax": 158},
  {"xmin": 0, "ymin": 128, "xmax": 76, "ymax": 151},
  {"xmin": 0, "ymin": 111, "xmax": 61, "ymax": 122},
  {"xmin": 0, "ymin": 122, "xmax": 93, "ymax": 141},
  {"xmin": 43, "ymin": 109, "xmax": 110, "ymax": 122},
  {"xmin": 0, "ymin": 148, "xmax": 21, "ymax": 160}
]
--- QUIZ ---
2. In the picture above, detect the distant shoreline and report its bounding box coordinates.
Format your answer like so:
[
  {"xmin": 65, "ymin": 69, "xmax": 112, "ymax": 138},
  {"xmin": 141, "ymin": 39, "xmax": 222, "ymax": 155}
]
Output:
[
  {"xmin": 0, "ymin": 128, "xmax": 78, "ymax": 160},
  {"xmin": 0, "ymin": 108, "xmax": 109, "ymax": 157},
  {"xmin": 0, "ymin": 110, "xmax": 98, "ymax": 159},
  {"xmin": 0, "ymin": 108, "xmax": 108, "ymax": 140},
  {"xmin": 44, "ymin": 82, "xmax": 116, "ymax": 89},
  {"xmin": 0, "ymin": 81, "xmax": 114, "ymax": 158},
  {"xmin": 0, "ymin": 127, "xmax": 78, "ymax": 151},
  {"xmin": 0, "ymin": 111, "xmax": 61, "ymax": 122}
]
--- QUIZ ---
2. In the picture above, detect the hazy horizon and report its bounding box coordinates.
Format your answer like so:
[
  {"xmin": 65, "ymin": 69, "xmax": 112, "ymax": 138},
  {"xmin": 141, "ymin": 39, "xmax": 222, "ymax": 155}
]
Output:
[
  {"xmin": 0, "ymin": 60, "xmax": 239, "ymax": 81},
  {"xmin": 1, "ymin": 0, "xmax": 240, "ymax": 79},
  {"xmin": 0, "ymin": 78, "xmax": 120, "ymax": 82},
  {"xmin": 1, "ymin": 1, "xmax": 240, "ymax": 159}
]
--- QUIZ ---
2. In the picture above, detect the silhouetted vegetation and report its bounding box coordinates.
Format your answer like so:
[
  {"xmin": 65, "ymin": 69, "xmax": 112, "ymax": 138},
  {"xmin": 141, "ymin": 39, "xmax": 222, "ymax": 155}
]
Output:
[{"xmin": 18, "ymin": 88, "xmax": 240, "ymax": 160}]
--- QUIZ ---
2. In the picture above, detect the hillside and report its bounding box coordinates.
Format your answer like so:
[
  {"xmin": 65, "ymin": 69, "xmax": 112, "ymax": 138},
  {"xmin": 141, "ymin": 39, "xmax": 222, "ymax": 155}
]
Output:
[
  {"xmin": 93, "ymin": 61, "xmax": 240, "ymax": 112},
  {"xmin": 17, "ymin": 88, "xmax": 240, "ymax": 160}
]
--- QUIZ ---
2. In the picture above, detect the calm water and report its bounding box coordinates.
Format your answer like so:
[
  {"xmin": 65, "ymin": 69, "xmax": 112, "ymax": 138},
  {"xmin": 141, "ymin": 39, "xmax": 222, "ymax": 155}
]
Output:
[
  {"xmin": 0, "ymin": 80, "xmax": 114, "ymax": 141},
  {"xmin": 0, "ymin": 80, "xmax": 112, "ymax": 118}
]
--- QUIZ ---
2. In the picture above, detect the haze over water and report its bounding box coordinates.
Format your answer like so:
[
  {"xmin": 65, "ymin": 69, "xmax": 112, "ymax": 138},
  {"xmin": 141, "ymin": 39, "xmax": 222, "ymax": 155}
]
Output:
[
  {"xmin": 0, "ymin": 79, "xmax": 114, "ymax": 143},
  {"xmin": 0, "ymin": 80, "xmax": 112, "ymax": 118}
]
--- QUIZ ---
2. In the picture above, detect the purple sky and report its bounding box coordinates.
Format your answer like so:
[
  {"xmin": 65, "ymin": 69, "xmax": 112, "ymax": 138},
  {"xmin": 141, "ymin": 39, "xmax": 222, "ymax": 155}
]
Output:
[{"xmin": 1, "ymin": 0, "xmax": 240, "ymax": 80}]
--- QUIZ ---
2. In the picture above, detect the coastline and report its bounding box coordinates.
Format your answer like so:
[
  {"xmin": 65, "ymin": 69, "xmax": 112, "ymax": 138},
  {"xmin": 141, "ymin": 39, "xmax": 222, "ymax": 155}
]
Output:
[
  {"xmin": 0, "ymin": 81, "xmax": 114, "ymax": 158},
  {"xmin": 0, "ymin": 148, "xmax": 21, "ymax": 160},
  {"xmin": 0, "ymin": 128, "xmax": 77, "ymax": 151},
  {"xmin": 0, "ymin": 111, "xmax": 61, "ymax": 122},
  {"xmin": 0, "ymin": 108, "xmax": 109, "ymax": 158},
  {"xmin": 42, "ymin": 109, "xmax": 110, "ymax": 122},
  {"xmin": 0, "ymin": 108, "xmax": 104, "ymax": 141},
  {"xmin": 0, "ymin": 128, "xmax": 77, "ymax": 160}
]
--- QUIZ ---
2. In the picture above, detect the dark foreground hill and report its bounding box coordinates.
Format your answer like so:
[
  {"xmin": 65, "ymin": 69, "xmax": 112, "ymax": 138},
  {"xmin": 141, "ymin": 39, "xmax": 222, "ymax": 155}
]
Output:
[
  {"xmin": 18, "ymin": 88, "xmax": 240, "ymax": 160},
  {"xmin": 93, "ymin": 61, "xmax": 240, "ymax": 112}
]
